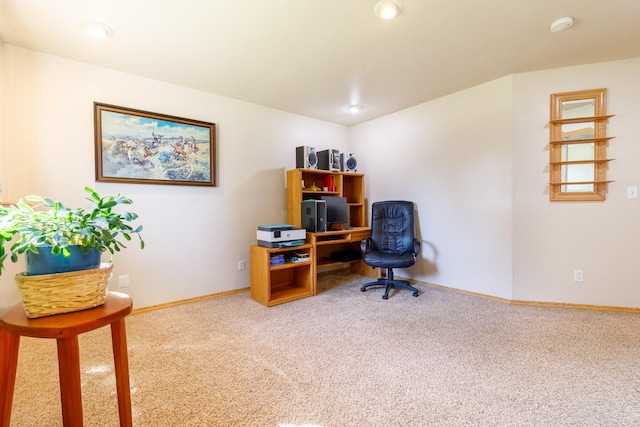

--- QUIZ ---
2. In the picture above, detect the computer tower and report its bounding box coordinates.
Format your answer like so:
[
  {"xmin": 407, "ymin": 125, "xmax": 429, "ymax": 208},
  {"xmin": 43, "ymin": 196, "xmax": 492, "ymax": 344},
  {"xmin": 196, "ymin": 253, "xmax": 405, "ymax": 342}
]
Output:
[
  {"xmin": 301, "ymin": 200, "xmax": 326, "ymax": 232},
  {"xmin": 317, "ymin": 149, "xmax": 341, "ymax": 171}
]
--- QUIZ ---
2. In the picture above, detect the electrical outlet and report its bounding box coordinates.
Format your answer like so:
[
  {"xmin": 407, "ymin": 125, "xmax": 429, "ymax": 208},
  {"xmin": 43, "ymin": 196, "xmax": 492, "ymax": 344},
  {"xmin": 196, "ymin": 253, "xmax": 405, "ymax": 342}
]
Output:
[
  {"xmin": 628, "ymin": 186, "xmax": 638, "ymax": 199},
  {"xmin": 118, "ymin": 274, "xmax": 130, "ymax": 288},
  {"xmin": 238, "ymin": 260, "xmax": 245, "ymax": 271},
  {"xmin": 574, "ymin": 269, "xmax": 584, "ymax": 282}
]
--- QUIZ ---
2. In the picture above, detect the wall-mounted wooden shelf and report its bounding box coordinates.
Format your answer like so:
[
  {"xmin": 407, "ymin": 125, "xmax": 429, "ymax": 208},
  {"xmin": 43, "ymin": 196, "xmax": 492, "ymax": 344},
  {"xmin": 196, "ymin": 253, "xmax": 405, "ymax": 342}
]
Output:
[
  {"xmin": 550, "ymin": 180, "xmax": 614, "ymax": 186},
  {"xmin": 549, "ymin": 159, "xmax": 614, "ymax": 165},
  {"xmin": 549, "ymin": 136, "xmax": 615, "ymax": 145},
  {"xmin": 549, "ymin": 114, "xmax": 614, "ymax": 125},
  {"xmin": 549, "ymin": 88, "xmax": 613, "ymax": 201}
]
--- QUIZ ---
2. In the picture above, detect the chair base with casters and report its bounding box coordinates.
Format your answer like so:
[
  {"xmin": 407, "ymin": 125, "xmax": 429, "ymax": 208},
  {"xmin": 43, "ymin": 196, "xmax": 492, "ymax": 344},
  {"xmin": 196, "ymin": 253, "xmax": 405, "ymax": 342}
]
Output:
[{"xmin": 361, "ymin": 267, "xmax": 419, "ymax": 299}]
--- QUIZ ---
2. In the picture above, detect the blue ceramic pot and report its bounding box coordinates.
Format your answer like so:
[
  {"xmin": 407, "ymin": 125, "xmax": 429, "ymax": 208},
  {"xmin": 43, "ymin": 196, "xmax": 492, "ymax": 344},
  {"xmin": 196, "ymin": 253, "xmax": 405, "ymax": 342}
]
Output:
[{"xmin": 25, "ymin": 246, "xmax": 101, "ymax": 275}]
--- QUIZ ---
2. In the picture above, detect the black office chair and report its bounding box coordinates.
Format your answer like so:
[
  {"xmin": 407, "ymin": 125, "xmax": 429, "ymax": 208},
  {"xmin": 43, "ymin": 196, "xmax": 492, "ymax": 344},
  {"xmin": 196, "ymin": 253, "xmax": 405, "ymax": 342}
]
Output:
[{"xmin": 360, "ymin": 201, "xmax": 421, "ymax": 299}]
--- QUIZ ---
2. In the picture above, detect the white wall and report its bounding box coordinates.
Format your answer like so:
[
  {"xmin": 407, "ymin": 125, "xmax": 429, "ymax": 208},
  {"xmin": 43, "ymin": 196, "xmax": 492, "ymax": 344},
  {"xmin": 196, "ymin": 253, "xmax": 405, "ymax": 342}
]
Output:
[
  {"xmin": 0, "ymin": 45, "xmax": 349, "ymax": 311},
  {"xmin": 3, "ymin": 43, "xmax": 640, "ymax": 311},
  {"xmin": 0, "ymin": 43, "xmax": 6, "ymax": 200},
  {"xmin": 352, "ymin": 57, "xmax": 640, "ymax": 308},
  {"xmin": 350, "ymin": 77, "xmax": 515, "ymax": 299},
  {"xmin": 512, "ymin": 58, "xmax": 640, "ymax": 307}
]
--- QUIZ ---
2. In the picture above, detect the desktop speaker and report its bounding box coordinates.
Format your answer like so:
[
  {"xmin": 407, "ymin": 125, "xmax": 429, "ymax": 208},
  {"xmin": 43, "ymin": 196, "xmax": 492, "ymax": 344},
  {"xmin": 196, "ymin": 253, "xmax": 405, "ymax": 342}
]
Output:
[
  {"xmin": 317, "ymin": 149, "xmax": 341, "ymax": 172},
  {"xmin": 341, "ymin": 152, "xmax": 357, "ymax": 172},
  {"xmin": 296, "ymin": 146, "xmax": 318, "ymax": 169},
  {"xmin": 301, "ymin": 200, "xmax": 326, "ymax": 232}
]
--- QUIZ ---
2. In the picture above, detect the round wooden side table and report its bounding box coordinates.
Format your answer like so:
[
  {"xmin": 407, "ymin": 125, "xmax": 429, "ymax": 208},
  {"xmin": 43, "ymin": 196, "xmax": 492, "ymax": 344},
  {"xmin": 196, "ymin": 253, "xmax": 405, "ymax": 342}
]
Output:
[{"xmin": 0, "ymin": 291, "xmax": 133, "ymax": 427}]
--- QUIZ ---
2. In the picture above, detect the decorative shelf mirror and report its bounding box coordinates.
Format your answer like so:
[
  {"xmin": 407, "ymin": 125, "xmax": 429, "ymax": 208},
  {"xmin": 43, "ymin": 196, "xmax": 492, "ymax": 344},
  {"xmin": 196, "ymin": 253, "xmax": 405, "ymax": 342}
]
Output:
[{"xmin": 549, "ymin": 88, "xmax": 614, "ymax": 201}]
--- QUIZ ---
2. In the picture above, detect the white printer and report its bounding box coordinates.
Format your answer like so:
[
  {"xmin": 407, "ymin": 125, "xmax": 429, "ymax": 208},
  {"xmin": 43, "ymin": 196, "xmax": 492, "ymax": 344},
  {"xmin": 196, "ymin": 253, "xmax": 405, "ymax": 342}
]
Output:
[{"xmin": 257, "ymin": 224, "xmax": 306, "ymax": 248}]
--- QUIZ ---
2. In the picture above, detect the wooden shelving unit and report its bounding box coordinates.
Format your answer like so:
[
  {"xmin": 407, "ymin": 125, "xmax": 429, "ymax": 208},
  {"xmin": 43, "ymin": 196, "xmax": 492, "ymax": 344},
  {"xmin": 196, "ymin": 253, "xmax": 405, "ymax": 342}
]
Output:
[
  {"xmin": 286, "ymin": 169, "xmax": 365, "ymax": 229},
  {"xmin": 250, "ymin": 169, "xmax": 372, "ymax": 307},
  {"xmin": 250, "ymin": 243, "xmax": 314, "ymax": 307},
  {"xmin": 549, "ymin": 89, "xmax": 614, "ymax": 201}
]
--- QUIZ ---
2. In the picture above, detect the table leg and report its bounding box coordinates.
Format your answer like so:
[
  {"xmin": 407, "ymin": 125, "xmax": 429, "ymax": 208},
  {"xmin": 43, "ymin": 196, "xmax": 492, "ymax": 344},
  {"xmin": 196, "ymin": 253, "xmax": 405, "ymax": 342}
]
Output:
[
  {"xmin": 0, "ymin": 328, "xmax": 20, "ymax": 427},
  {"xmin": 111, "ymin": 319, "xmax": 133, "ymax": 427},
  {"xmin": 56, "ymin": 335, "xmax": 83, "ymax": 427}
]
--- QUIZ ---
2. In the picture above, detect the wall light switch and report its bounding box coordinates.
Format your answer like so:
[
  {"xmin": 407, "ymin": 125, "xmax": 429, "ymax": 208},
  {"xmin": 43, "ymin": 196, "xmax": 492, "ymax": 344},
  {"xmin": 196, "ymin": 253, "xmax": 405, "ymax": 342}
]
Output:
[{"xmin": 628, "ymin": 186, "xmax": 638, "ymax": 199}]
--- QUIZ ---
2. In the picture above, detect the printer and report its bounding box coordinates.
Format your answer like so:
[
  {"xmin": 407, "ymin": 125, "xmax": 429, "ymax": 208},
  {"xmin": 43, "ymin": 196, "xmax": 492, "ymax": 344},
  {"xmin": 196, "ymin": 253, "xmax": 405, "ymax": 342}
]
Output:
[{"xmin": 257, "ymin": 224, "xmax": 306, "ymax": 248}]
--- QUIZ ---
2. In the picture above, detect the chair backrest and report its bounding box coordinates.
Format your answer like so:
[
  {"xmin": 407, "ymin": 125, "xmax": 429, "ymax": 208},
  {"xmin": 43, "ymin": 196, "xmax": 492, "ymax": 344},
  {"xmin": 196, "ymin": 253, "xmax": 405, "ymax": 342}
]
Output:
[{"xmin": 370, "ymin": 201, "xmax": 416, "ymax": 255}]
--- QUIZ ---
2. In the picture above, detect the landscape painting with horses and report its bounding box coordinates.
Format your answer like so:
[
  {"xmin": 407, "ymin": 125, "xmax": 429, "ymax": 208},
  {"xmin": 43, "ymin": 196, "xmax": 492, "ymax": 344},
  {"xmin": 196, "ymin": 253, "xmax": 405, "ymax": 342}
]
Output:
[{"xmin": 94, "ymin": 103, "xmax": 215, "ymax": 186}]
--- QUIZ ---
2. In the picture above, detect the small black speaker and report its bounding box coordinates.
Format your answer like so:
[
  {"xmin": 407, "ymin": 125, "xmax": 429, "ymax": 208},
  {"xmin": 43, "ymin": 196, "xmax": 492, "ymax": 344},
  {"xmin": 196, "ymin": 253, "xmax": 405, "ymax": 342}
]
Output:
[
  {"xmin": 301, "ymin": 200, "xmax": 326, "ymax": 232},
  {"xmin": 340, "ymin": 152, "xmax": 357, "ymax": 172},
  {"xmin": 296, "ymin": 146, "xmax": 317, "ymax": 169}
]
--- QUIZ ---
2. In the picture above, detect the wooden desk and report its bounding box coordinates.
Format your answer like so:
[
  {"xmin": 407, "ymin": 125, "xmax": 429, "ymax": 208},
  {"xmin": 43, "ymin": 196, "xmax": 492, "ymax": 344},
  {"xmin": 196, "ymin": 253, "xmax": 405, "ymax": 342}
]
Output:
[
  {"xmin": 307, "ymin": 226, "xmax": 374, "ymax": 277},
  {"xmin": 0, "ymin": 291, "xmax": 133, "ymax": 427},
  {"xmin": 250, "ymin": 228, "xmax": 373, "ymax": 306}
]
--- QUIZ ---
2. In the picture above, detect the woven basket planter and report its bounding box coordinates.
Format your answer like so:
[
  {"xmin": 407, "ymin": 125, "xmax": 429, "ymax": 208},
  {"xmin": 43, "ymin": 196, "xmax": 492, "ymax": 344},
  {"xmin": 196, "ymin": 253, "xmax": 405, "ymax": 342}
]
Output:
[{"xmin": 14, "ymin": 263, "xmax": 113, "ymax": 318}]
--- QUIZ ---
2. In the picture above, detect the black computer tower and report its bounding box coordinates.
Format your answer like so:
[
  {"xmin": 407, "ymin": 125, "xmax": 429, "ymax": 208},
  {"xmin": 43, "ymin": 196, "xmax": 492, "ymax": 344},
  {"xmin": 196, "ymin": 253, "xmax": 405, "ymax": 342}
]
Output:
[{"xmin": 301, "ymin": 200, "xmax": 326, "ymax": 232}]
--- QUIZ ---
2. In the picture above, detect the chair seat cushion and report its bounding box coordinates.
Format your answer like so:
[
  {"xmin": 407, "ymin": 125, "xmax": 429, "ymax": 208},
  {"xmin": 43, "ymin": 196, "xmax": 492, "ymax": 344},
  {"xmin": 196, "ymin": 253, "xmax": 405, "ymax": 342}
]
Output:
[{"xmin": 363, "ymin": 251, "xmax": 416, "ymax": 269}]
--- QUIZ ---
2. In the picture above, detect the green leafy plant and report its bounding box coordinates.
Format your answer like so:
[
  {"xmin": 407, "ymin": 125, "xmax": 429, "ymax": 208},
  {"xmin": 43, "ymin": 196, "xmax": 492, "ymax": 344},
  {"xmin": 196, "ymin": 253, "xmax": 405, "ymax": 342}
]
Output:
[{"xmin": 0, "ymin": 186, "xmax": 144, "ymax": 274}]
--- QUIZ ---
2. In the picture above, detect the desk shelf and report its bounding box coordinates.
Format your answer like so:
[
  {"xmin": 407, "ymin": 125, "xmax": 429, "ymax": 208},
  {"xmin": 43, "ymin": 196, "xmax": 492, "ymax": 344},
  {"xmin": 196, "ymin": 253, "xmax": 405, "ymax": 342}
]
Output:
[
  {"xmin": 316, "ymin": 259, "xmax": 359, "ymax": 270},
  {"xmin": 315, "ymin": 237, "xmax": 351, "ymax": 245},
  {"xmin": 286, "ymin": 169, "xmax": 366, "ymax": 228},
  {"xmin": 306, "ymin": 227, "xmax": 377, "ymax": 278},
  {"xmin": 270, "ymin": 260, "xmax": 312, "ymax": 270},
  {"xmin": 270, "ymin": 282, "xmax": 312, "ymax": 303}
]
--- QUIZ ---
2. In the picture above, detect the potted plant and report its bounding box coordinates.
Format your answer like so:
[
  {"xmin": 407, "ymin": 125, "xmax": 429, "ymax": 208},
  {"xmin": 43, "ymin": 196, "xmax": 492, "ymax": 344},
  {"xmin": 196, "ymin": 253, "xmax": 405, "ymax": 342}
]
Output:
[
  {"xmin": 0, "ymin": 186, "xmax": 144, "ymax": 318},
  {"xmin": 0, "ymin": 186, "xmax": 144, "ymax": 274}
]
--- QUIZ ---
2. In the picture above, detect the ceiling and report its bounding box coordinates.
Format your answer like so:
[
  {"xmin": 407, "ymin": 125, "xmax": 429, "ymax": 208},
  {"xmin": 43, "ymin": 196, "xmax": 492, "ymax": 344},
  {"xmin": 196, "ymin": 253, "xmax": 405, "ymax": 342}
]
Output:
[{"xmin": 1, "ymin": 0, "xmax": 639, "ymax": 126}]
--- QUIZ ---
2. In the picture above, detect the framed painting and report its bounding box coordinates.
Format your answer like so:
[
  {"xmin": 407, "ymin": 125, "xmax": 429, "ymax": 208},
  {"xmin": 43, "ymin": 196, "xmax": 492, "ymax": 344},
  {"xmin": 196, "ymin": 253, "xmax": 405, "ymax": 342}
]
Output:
[{"xmin": 94, "ymin": 103, "xmax": 216, "ymax": 186}]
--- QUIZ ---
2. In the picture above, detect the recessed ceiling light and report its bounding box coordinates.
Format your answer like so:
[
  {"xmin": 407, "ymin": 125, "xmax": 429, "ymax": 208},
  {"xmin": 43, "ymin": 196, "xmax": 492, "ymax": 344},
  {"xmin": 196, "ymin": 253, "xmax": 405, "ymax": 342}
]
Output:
[
  {"xmin": 348, "ymin": 105, "xmax": 364, "ymax": 113},
  {"xmin": 374, "ymin": 0, "xmax": 403, "ymax": 19},
  {"xmin": 86, "ymin": 21, "xmax": 113, "ymax": 38},
  {"xmin": 550, "ymin": 16, "xmax": 574, "ymax": 33}
]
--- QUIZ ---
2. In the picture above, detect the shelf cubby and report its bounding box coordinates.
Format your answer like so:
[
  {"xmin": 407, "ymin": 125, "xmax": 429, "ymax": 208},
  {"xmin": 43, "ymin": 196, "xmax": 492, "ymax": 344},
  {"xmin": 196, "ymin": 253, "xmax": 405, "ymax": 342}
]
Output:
[{"xmin": 250, "ymin": 243, "xmax": 314, "ymax": 307}]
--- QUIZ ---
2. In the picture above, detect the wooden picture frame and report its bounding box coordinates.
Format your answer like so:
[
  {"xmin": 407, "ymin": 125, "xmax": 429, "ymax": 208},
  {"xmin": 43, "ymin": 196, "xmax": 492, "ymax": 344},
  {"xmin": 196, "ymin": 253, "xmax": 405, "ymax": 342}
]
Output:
[{"xmin": 94, "ymin": 103, "xmax": 216, "ymax": 186}]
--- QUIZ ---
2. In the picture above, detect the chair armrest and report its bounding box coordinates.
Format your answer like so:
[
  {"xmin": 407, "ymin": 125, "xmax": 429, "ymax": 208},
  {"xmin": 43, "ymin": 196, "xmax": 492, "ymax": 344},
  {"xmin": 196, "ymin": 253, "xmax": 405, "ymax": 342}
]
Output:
[
  {"xmin": 360, "ymin": 237, "xmax": 371, "ymax": 254},
  {"xmin": 413, "ymin": 238, "xmax": 421, "ymax": 255}
]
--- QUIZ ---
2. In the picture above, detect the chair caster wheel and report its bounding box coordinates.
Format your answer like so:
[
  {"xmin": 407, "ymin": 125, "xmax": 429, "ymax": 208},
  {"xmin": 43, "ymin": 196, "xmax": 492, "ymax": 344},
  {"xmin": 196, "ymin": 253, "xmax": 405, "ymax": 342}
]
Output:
[
  {"xmin": 360, "ymin": 287, "xmax": 366, "ymax": 292},
  {"xmin": 413, "ymin": 292, "xmax": 419, "ymax": 297},
  {"xmin": 382, "ymin": 295, "xmax": 389, "ymax": 300}
]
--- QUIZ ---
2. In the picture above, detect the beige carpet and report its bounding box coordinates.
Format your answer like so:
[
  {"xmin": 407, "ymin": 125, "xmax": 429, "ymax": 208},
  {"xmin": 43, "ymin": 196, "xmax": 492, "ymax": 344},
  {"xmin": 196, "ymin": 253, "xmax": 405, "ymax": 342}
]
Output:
[{"xmin": 7, "ymin": 272, "xmax": 640, "ymax": 426}]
